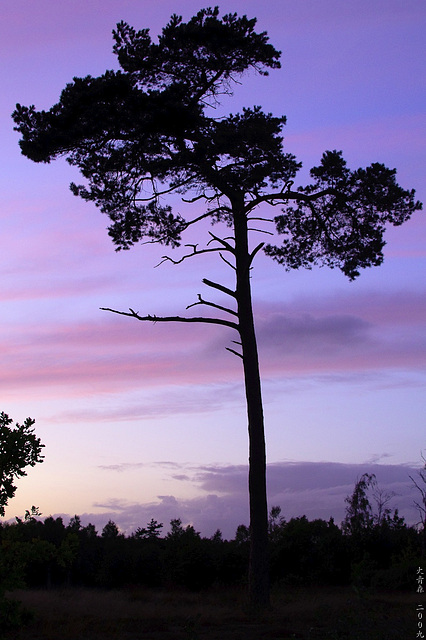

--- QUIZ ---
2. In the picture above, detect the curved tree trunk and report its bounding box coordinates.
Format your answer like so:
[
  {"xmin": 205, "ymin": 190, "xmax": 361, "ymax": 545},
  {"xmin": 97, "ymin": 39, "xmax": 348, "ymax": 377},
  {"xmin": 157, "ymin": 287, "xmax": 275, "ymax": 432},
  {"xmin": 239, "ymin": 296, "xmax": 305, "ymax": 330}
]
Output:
[{"xmin": 233, "ymin": 206, "xmax": 270, "ymax": 608}]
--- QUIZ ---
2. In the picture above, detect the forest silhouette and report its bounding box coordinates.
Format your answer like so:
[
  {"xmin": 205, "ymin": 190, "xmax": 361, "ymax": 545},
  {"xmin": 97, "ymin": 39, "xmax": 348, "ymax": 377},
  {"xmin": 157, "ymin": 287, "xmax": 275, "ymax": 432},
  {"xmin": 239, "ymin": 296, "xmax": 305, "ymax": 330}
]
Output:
[
  {"xmin": 1, "ymin": 477, "xmax": 422, "ymax": 594},
  {"xmin": 0, "ymin": 456, "xmax": 424, "ymax": 636}
]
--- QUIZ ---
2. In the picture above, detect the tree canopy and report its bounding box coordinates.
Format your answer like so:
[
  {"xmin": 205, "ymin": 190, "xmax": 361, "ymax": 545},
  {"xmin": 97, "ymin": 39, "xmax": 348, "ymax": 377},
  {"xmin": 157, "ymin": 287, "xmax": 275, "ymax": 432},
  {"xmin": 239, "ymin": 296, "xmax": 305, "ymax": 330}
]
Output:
[{"xmin": 12, "ymin": 7, "xmax": 421, "ymax": 279}]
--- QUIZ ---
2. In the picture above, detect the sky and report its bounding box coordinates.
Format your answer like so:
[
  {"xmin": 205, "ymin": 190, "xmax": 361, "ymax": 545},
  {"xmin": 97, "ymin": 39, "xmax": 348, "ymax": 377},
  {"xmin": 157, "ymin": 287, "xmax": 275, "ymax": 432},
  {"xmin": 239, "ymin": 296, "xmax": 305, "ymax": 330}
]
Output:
[{"xmin": 1, "ymin": 0, "xmax": 425, "ymax": 539}]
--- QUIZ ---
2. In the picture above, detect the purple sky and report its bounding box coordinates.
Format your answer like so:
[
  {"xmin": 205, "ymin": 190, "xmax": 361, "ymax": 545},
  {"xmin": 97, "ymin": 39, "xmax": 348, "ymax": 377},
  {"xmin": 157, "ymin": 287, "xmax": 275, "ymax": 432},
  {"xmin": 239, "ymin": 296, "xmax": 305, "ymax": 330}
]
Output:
[{"xmin": 1, "ymin": 1, "xmax": 425, "ymax": 538}]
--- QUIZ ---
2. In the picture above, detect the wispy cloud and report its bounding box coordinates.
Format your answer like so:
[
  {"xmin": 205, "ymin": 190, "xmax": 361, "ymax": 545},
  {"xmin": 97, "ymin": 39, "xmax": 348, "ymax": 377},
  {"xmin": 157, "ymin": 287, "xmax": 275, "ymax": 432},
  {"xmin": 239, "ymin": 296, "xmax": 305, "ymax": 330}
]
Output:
[{"xmin": 98, "ymin": 460, "xmax": 187, "ymax": 473}]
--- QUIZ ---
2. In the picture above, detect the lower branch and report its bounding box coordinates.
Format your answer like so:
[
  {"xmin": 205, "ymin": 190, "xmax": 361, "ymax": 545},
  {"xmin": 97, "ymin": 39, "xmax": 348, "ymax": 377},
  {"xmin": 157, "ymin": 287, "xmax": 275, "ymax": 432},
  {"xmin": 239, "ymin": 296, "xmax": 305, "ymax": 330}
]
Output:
[{"xmin": 100, "ymin": 307, "xmax": 239, "ymax": 331}]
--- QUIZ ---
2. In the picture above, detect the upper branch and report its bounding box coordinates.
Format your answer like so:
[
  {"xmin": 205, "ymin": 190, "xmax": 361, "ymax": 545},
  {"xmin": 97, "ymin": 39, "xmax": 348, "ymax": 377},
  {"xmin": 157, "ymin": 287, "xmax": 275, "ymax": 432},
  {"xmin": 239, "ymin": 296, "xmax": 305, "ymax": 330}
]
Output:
[
  {"xmin": 156, "ymin": 231, "xmax": 236, "ymax": 268},
  {"xmin": 244, "ymin": 187, "xmax": 336, "ymax": 213},
  {"xmin": 134, "ymin": 177, "xmax": 193, "ymax": 201},
  {"xmin": 156, "ymin": 244, "xmax": 224, "ymax": 267}
]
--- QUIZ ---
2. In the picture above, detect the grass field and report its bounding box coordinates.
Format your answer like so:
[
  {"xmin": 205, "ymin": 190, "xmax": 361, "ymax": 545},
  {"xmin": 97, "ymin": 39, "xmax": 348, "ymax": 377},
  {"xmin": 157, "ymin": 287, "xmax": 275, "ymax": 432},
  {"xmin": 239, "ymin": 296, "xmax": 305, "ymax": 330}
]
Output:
[{"xmin": 4, "ymin": 585, "xmax": 419, "ymax": 639}]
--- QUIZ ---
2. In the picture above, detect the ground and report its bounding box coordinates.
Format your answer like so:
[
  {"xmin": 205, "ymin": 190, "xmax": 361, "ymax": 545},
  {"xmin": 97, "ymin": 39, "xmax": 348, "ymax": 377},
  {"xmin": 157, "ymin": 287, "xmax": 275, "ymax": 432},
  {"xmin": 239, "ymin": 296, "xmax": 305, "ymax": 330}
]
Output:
[{"xmin": 4, "ymin": 585, "xmax": 418, "ymax": 639}]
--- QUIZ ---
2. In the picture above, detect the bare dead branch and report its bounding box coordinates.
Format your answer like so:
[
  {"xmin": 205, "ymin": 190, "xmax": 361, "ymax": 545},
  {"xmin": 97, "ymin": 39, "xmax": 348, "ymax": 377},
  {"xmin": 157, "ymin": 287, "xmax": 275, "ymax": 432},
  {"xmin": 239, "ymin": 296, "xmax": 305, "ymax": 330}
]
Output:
[
  {"xmin": 186, "ymin": 293, "xmax": 238, "ymax": 317},
  {"xmin": 226, "ymin": 346, "xmax": 243, "ymax": 359},
  {"xmin": 247, "ymin": 216, "xmax": 274, "ymax": 223},
  {"xmin": 202, "ymin": 278, "xmax": 236, "ymax": 298},
  {"xmin": 155, "ymin": 244, "xmax": 224, "ymax": 267},
  {"xmin": 247, "ymin": 227, "xmax": 274, "ymax": 236},
  {"xmin": 219, "ymin": 252, "xmax": 236, "ymax": 271},
  {"xmin": 249, "ymin": 242, "xmax": 265, "ymax": 266},
  {"xmin": 207, "ymin": 232, "xmax": 235, "ymax": 253},
  {"xmin": 155, "ymin": 228, "xmax": 237, "ymax": 268},
  {"xmin": 100, "ymin": 307, "xmax": 239, "ymax": 330},
  {"xmin": 180, "ymin": 209, "xmax": 223, "ymax": 229}
]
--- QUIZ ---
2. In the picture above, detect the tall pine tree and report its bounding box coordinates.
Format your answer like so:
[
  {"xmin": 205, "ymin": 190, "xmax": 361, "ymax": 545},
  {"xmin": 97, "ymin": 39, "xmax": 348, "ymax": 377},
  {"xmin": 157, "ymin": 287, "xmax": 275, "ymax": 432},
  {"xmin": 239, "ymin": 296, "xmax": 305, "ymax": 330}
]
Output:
[{"xmin": 12, "ymin": 8, "xmax": 421, "ymax": 606}]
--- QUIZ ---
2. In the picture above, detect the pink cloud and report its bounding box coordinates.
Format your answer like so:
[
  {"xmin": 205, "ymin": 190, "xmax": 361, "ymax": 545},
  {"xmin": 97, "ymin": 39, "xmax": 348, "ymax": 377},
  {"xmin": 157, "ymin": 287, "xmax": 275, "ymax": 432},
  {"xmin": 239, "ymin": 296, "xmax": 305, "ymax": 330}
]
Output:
[
  {"xmin": 0, "ymin": 316, "xmax": 240, "ymax": 396},
  {"xmin": 0, "ymin": 275, "xmax": 121, "ymax": 304},
  {"xmin": 1, "ymin": 284, "xmax": 425, "ymax": 402}
]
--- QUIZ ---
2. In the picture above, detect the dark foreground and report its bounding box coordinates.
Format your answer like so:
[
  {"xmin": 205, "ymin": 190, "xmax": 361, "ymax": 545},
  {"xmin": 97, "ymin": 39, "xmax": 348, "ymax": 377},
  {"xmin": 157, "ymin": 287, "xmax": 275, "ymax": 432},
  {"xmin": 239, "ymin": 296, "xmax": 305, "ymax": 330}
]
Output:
[{"xmin": 4, "ymin": 586, "xmax": 418, "ymax": 639}]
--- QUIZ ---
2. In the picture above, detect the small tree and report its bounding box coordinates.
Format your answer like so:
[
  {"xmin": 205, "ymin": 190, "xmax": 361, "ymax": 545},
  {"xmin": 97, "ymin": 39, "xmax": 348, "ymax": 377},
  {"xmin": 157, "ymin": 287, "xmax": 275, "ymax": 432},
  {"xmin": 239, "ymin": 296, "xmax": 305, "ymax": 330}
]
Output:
[
  {"xmin": 15, "ymin": 505, "xmax": 42, "ymax": 525},
  {"xmin": 134, "ymin": 518, "xmax": 163, "ymax": 540},
  {"xmin": 101, "ymin": 520, "xmax": 122, "ymax": 538},
  {"xmin": 268, "ymin": 505, "xmax": 285, "ymax": 543},
  {"xmin": 12, "ymin": 8, "xmax": 421, "ymax": 606},
  {"xmin": 372, "ymin": 483, "xmax": 396, "ymax": 528},
  {"xmin": 0, "ymin": 412, "xmax": 44, "ymax": 517},
  {"xmin": 409, "ymin": 453, "xmax": 426, "ymax": 555},
  {"xmin": 342, "ymin": 473, "xmax": 402, "ymax": 538},
  {"xmin": 0, "ymin": 413, "xmax": 44, "ymax": 627},
  {"xmin": 342, "ymin": 474, "xmax": 376, "ymax": 537}
]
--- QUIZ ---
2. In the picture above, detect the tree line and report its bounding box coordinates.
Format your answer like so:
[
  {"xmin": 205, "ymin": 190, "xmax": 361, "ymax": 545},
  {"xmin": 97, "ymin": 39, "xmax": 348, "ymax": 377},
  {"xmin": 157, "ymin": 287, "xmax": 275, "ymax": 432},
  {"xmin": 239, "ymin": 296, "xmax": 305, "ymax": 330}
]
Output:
[{"xmin": 0, "ymin": 474, "xmax": 423, "ymax": 595}]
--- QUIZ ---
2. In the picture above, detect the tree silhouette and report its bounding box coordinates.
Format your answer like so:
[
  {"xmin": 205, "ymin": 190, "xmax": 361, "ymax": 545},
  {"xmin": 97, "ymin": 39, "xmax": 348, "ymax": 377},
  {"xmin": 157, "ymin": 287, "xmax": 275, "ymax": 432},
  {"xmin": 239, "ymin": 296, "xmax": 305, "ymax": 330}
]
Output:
[
  {"xmin": 134, "ymin": 519, "xmax": 163, "ymax": 540},
  {"xmin": 409, "ymin": 453, "xmax": 426, "ymax": 555},
  {"xmin": 101, "ymin": 520, "xmax": 122, "ymax": 538},
  {"xmin": 0, "ymin": 412, "xmax": 44, "ymax": 517},
  {"xmin": 12, "ymin": 8, "xmax": 421, "ymax": 606}
]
